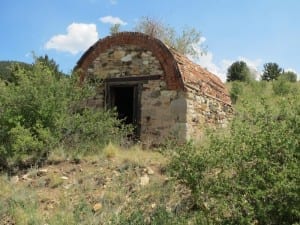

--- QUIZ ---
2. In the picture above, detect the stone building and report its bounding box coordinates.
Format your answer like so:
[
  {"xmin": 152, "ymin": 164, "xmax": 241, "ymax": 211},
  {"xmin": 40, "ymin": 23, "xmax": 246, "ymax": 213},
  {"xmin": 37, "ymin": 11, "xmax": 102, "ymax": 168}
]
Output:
[{"xmin": 76, "ymin": 32, "xmax": 232, "ymax": 144}]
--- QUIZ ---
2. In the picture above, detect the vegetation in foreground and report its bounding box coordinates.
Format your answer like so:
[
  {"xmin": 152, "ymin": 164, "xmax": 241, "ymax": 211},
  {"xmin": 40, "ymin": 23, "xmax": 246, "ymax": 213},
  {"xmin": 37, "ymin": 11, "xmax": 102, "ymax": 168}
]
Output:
[
  {"xmin": 0, "ymin": 58, "xmax": 131, "ymax": 172},
  {"xmin": 1, "ymin": 144, "xmax": 187, "ymax": 225},
  {"xmin": 170, "ymin": 81, "xmax": 300, "ymax": 224}
]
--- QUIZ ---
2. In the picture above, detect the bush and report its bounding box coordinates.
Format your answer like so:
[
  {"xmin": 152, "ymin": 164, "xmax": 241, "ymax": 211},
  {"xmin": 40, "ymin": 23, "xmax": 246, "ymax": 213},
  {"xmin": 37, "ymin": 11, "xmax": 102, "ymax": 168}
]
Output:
[
  {"xmin": 169, "ymin": 94, "xmax": 300, "ymax": 224},
  {"xmin": 0, "ymin": 58, "xmax": 132, "ymax": 169},
  {"xmin": 59, "ymin": 109, "xmax": 132, "ymax": 154},
  {"xmin": 0, "ymin": 62, "xmax": 66, "ymax": 168},
  {"xmin": 229, "ymin": 81, "xmax": 243, "ymax": 104},
  {"xmin": 272, "ymin": 76, "xmax": 293, "ymax": 96},
  {"xmin": 112, "ymin": 207, "xmax": 188, "ymax": 225},
  {"xmin": 281, "ymin": 71, "xmax": 297, "ymax": 82}
]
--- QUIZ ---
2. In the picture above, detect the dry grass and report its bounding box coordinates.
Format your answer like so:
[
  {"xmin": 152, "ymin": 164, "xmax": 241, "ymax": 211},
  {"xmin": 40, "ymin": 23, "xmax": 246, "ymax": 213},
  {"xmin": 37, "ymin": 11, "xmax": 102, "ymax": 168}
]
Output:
[{"xmin": 0, "ymin": 144, "xmax": 188, "ymax": 225}]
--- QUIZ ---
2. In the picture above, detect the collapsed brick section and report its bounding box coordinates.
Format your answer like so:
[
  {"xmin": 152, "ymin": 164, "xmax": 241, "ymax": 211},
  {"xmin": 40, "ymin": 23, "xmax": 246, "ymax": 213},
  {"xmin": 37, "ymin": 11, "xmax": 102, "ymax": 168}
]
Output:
[{"xmin": 76, "ymin": 32, "xmax": 232, "ymax": 144}]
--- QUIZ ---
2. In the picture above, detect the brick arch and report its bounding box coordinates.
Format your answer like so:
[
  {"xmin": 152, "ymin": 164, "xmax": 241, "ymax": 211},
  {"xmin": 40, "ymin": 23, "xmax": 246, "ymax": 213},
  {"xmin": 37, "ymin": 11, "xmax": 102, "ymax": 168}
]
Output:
[{"xmin": 76, "ymin": 32, "xmax": 184, "ymax": 90}]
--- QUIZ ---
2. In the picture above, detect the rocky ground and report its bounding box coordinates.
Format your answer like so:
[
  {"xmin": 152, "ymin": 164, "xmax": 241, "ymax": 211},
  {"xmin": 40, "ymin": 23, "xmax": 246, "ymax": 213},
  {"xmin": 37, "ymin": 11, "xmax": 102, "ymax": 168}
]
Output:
[{"xmin": 0, "ymin": 146, "xmax": 191, "ymax": 225}]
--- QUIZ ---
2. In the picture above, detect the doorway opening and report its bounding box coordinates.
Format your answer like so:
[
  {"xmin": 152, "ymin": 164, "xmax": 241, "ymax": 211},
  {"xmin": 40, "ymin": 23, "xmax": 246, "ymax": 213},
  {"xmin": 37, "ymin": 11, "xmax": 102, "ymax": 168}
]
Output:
[
  {"xmin": 108, "ymin": 84, "xmax": 140, "ymax": 138},
  {"xmin": 110, "ymin": 86, "xmax": 135, "ymax": 124}
]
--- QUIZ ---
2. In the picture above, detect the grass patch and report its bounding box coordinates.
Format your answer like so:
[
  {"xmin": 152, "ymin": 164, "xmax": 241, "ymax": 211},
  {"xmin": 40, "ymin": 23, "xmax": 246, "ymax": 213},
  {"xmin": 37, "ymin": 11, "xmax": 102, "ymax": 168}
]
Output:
[{"xmin": 0, "ymin": 144, "xmax": 182, "ymax": 225}]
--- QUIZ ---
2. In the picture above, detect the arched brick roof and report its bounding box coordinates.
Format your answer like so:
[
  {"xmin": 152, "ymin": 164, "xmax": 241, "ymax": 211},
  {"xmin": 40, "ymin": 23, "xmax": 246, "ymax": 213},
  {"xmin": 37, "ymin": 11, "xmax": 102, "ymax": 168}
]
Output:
[{"xmin": 76, "ymin": 32, "xmax": 231, "ymax": 104}]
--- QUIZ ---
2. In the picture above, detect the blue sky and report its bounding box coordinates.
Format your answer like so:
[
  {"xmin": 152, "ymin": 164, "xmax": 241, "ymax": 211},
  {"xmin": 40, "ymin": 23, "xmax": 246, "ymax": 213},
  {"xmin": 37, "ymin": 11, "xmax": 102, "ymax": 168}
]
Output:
[{"xmin": 1, "ymin": 0, "xmax": 299, "ymax": 81}]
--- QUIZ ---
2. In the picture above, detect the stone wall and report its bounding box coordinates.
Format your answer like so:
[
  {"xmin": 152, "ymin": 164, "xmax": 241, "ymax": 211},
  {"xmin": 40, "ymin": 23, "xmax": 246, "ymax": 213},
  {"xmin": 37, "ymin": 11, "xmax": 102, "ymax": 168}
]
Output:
[
  {"xmin": 86, "ymin": 45, "xmax": 164, "ymax": 81},
  {"xmin": 185, "ymin": 86, "xmax": 232, "ymax": 140},
  {"xmin": 140, "ymin": 80, "xmax": 187, "ymax": 144}
]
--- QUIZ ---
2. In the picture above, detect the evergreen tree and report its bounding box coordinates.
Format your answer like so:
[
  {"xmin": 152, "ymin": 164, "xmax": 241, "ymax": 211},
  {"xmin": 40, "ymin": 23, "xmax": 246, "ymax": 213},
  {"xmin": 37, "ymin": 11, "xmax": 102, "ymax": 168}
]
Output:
[
  {"xmin": 226, "ymin": 61, "xmax": 251, "ymax": 82},
  {"xmin": 261, "ymin": 62, "xmax": 282, "ymax": 81}
]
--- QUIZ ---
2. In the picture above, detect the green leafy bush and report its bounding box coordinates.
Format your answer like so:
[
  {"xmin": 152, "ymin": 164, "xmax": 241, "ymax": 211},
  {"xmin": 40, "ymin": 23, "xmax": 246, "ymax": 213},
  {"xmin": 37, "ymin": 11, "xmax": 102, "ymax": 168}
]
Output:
[
  {"xmin": 0, "ymin": 58, "xmax": 132, "ymax": 169},
  {"xmin": 59, "ymin": 109, "xmax": 132, "ymax": 154},
  {"xmin": 112, "ymin": 207, "xmax": 188, "ymax": 225},
  {"xmin": 272, "ymin": 76, "xmax": 293, "ymax": 96},
  {"xmin": 229, "ymin": 81, "xmax": 243, "ymax": 104},
  {"xmin": 0, "ymin": 62, "xmax": 66, "ymax": 168},
  {"xmin": 170, "ymin": 92, "xmax": 300, "ymax": 224}
]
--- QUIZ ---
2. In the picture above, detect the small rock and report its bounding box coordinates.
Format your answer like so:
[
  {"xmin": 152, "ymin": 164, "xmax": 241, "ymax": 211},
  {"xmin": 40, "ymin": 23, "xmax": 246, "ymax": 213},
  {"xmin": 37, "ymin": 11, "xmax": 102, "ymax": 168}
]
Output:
[
  {"xmin": 113, "ymin": 170, "xmax": 120, "ymax": 177},
  {"xmin": 22, "ymin": 173, "xmax": 32, "ymax": 181},
  {"xmin": 63, "ymin": 184, "xmax": 72, "ymax": 189},
  {"xmin": 37, "ymin": 169, "xmax": 48, "ymax": 176},
  {"xmin": 144, "ymin": 216, "xmax": 151, "ymax": 224},
  {"xmin": 10, "ymin": 175, "xmax": 19, "ymax": 184},
  {"xmin": 60, "ymin": 176, "xmax": 69, "ymax": 180},
  {"xmin": 166, "ymin": 206, "xmax": 172, "ymax": 213},
  {"xmin": 121, "ymin": 54, "xmax": 132, "ymax": 62},
  {"xmin": 203, "ymin": 202, "xmax": 209, "ymax": 210},
  {"xmin": 140, "ymin": 174, "xmax": 149, "ymax": 186},
  {"xmin": 160, "ymin": 81, "xmax": 167, "ymax": 88},
  {"xmin": 93, "ymin": 203, "xmax": 102, "ymax": 212},
  {"xmin": 146, "ymin": 167, "xmax": 154, "ymax": 175},
  {"xmin": 39, "ymin": 168, "xmax": 48, "ymax": 173}
]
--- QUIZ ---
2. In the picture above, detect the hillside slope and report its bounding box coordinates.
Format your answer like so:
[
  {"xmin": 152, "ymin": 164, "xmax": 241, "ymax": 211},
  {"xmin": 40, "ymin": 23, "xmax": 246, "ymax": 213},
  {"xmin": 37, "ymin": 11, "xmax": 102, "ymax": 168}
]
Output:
[
  {"xmin": 0, "ymin": 146, "xmax": 191, "ymax": 225},
  {"xmin": 0, "ymin": 61, "xmax": 31, "ymax": 82}
]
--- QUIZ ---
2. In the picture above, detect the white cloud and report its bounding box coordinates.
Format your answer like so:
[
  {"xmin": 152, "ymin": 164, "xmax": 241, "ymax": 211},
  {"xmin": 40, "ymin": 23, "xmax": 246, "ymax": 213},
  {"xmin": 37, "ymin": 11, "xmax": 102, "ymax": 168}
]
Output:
[
  {"xmin": 45, "ymin": 23, "xmax": 99, "ymax": 54},
  {"xmin": 99, "ymin": 16, "xmax": 127, "ymax": 25},
  {"xmin": 109, "ymin": 0, "xmax": 117, "ymax": 4},
  {"xmin": 25, "ymin": 52, "xmax": 31, "ymax": 58}
]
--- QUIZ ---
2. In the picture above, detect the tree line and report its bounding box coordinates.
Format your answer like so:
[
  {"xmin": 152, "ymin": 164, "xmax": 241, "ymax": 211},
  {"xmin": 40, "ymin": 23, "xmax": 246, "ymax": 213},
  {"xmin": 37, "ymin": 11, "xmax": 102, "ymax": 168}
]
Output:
[{"xmin": 227, "ymin": 61, "xmax": 298, "ymax": 82}]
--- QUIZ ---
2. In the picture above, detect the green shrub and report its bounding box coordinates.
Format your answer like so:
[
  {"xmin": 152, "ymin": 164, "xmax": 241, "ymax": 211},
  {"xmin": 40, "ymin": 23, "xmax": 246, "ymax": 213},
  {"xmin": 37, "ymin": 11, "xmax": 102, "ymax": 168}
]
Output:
[
  {"xmin": 0, "ymin": 57, "xmax": 132, "ymax": 169},
  {"xmin": 0, "ymin": 62, "xmax": 66, "ymax": 168},
  {"xmin": 170, "ymin": 94, "xmax": 300, "ymax": 224},
  {"xmin": 112, "ymin": 207, "xmax": 188, "ymax": 225},
  {"xmin": 281, "ymin": 71, "xmax": 297, "ymax": 82},
  {"xmin": 272, "ymin": 76, "xmax": 292, "ymax": 96},
  {"xmin": 229, "ymin": 81, "xmax": 243, "ymax": 103},
  {"xmin": 59, "ymin": 109, "xmax": 132, "ymax": 155}
]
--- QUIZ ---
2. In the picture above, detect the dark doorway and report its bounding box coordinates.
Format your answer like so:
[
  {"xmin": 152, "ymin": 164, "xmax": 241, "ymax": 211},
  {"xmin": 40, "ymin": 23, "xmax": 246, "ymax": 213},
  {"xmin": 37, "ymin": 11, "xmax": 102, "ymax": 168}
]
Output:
[
  {"xmin": 108, "ymin": 84, "xmax": 141, "ymax": 139},
  {"xmin": 109, "ymin": 85, "xmax": 140, "ymax": 138},
  {"xmin": 110, "ymin": 86, "xmax": 135, "ymax": 124}
]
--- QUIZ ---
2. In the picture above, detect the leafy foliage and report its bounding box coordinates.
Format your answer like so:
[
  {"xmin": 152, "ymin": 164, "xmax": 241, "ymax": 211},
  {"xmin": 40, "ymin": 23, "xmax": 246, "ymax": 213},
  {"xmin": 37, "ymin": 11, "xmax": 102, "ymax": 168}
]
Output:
[
  {"xmin": 34, "ymin": 54, "xmax": 66, "ymax": 79},
  {"xmin": 272, "ymin": 76, "xmax": 296, "ymax": 96},
  {"xmin": 226, "ymin": 61, "xmax": 252, "ymax": 82},
  {"xmin": 0, "ymin": 61, "xmax": 31, "ymax": 83},
  {"xmin": 59, "ymin": 109, "xmax": 132, "ymax": 155},
  {"xmin": 261, "ymin": 62, "xmax": 283, "ymax": 81},
  {"xmin": 0, "ymin": 62, "xmax": 67, "ymax": 167},
  {"xmin": 135, "ymin": 17, "xmax": 204, "ymax": 57},
  {"xmin": 112, "ymin": 207, "xmax": 189, "ymax": 225},
  {"xmin": 0, "ymin": 57, "xmax": 132, "ymax": 169},
  {"xmin": 110, "ymin": 24, "xmax": 121, "ymax": 35},
  {"xmin": 229, "ymin": 81, "xmax": 244, "ymax": 103},
  {"xmin": 170, "ymin": 82, "xmax": 300, "ymax": 224},
  {"xmin": 281, "ymin": 71, "xmax": 297, "ymax": 82}
]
